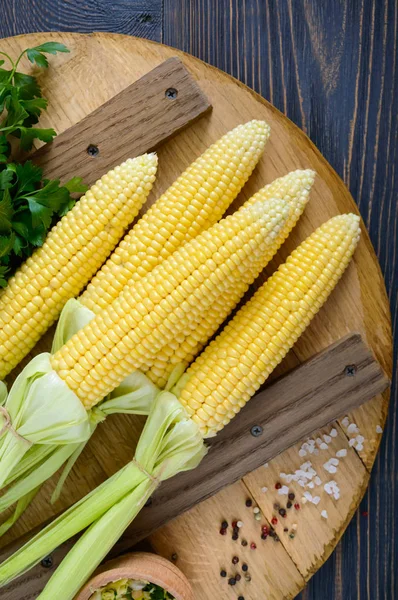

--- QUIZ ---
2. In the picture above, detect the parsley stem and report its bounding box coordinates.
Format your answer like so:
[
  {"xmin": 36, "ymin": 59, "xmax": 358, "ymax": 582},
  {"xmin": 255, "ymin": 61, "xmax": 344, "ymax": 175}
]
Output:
[{"xmin": 0, "ymin": 51, "xmax": 14, "ymax": 66}]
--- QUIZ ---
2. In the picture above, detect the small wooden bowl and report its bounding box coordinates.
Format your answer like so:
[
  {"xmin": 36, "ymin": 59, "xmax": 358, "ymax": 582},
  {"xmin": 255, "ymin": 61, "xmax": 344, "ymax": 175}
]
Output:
[{"xmin": 74, "ymin": 552, "xmax": 193, "ymax": 600}]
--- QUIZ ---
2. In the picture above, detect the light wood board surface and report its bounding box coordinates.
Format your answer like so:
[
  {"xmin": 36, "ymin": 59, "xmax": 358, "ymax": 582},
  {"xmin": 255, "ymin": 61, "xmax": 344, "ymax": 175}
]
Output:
[{"xmin": 0, "ymin": 33, "xmax": 393, "ymax": 600}]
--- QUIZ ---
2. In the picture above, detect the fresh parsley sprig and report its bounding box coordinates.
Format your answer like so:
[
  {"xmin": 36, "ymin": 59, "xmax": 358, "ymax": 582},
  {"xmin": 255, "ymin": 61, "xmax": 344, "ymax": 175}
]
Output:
[
  {"xmin": 0, "ymin": 42, "xmax": 69, "ymax": 154},
  {"xmin": 0, "ymin": 42, "xmax": 87, "ymax": 287}
]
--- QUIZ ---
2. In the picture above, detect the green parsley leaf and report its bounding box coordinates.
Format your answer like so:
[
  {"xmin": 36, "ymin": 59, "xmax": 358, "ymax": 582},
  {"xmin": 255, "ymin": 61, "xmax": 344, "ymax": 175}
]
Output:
[
  {"xmin": 0, "ymin": 188, "xmax": 14, "ymax": 234},
  {"xmin": 0, "ymin": 167, "xmax": 14, "ymax": 190},
  {"xmin": 13, "ymin": 71, "xmax": 41, "ymax": 100},
  {"xmin": 26, "ymin": 42, "xmax": 69, "ymax": 68},
  {"xmin": 15, "ymin": 161, "xmax": 43, "ymax": 194},
  {"xmin": 0, "ymin": 264, "xmax": 8, "ymax": 287},
  {"xmin": 18, "ymin": 126, "xmax": 57, "ymax": 151},
  {"xmin": 2, "ymin": 89, "xmax": 28, "ymax": 129},
  {"xmin": 27, "ymin": 197, "xmax": 53, "ymax": 229},
  {"xmin": 0, "ymin": 133, "xmax": 10, "ymax": 163},
  {"xmin": 0, "ymin": 232, "xmax": 15, "ymax": 258},
  {"xmin": 64, "ymin": 176, "xmax": 88, "ymax": 194},
  {"xmin": 20, "ymin": 97, "xmax": 48, "ymax": 117}
]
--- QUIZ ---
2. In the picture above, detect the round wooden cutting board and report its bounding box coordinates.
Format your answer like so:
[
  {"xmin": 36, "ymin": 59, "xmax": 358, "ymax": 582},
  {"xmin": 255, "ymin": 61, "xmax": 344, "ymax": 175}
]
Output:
[{"xmin": 0, "ymin": 33, "xmax": 392, "ymax": 599}]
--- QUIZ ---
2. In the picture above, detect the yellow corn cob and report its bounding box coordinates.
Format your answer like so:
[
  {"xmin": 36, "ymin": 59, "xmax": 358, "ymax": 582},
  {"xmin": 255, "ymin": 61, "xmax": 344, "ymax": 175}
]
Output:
[
  {"xmin": 177, "ymin": 214, "xmax": 361, "ymax": 437},
  {"xmin": 80, "ymin": 121, "xmax": 270, "ymax": 314},
  {"xmin": 0, "ymin": 155, "xmax": 158, "ymax": 380},
  {"xmin": 147, "ymin": 169, "xmax": 315, "ymax": 388},
  {"xmin": 51, "ymin": 198, "xmax": 290, "ymax": 409}
]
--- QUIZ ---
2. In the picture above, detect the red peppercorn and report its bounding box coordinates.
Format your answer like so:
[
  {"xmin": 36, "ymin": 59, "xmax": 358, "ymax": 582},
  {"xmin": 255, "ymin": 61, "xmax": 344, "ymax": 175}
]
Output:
[
  {"xmin": 220, "ymin": 528, "xmax": 227, "ymax": 535},
  {"xmin": 261, "ymin": 532, "xmax": 268, "ymax": 540},
  {"xmin": 294, "ymin": 503, "xmax": 300, "ymax": 510},
  {"xmin": 275, "ymin": 482, "xmax": 282, "ymax": 490},
  {"xmin": 232, "ymin": 556, "xmax": 239, "ymax": 565},
  {"xmin": 271, "ymin": 516, "xmax": 278, "ymax": 525},
  {"xmin": 262, "ymin": 525, "xmax": 269, "ymax": 534},
  {"xmin": 250, "ymin": 542, "xmax": 257, "ymax": 550},
  {"xmin": 232, "ymin": 520, "xmax": 238, "ymax": 528}
]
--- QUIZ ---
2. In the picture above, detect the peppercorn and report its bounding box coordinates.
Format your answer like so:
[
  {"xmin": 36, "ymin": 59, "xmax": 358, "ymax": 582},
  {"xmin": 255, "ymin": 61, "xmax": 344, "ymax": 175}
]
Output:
[
  {"xmin": 245, "ymin": 499, "xmax": 252, "ymax": 507},
  {"xmin": 269, "ymin": 529, "xmax": 276, "ymax": 538},
  {"xmin": 245, "ymin": 574, "xmax": 252, "ymax": 582},
  {"xmin": 235, "ymin": 574, "xmax": 242, "ymax": 582},
  {"xmin": 220, "ymin": 528, "xmax": 227, "ymax": 535},
  {"xmin": 262, "ymin": 525, "xmax": 269, "ymax": 534},
  {"xmin": 241, "ymin": 539, "xmax": 248, "ymax": 547},
  {"xmin": 232, "ymin": 532, "xmax": 239, "ymax": 541},
  {"xmin": 274, "ymin": 503, "xmax": 280, "ymax": 511},
  {"xmin": 294, "ymin": 503, "xmax": 300, "ymax": 510},
  {"xmin": 284, "ymin": 528, "xmax": 288, "ymax": 532},
  {"xmin": 238, "ymin": 596, "xmax": 245, "ymax": 600},
  {"xmin": 232, "ymin": 520, "xmax": 238, "ymax": 528},
  {"xmin": 274, "ymin": 535, "xmax": 280, "ymax": 542},
  {"xmin": 232, "ymin": 556, "xmax": 239, "ymax": 565},
  {"xmin": 261, "ymin": 533, "xmax": 268, "ymax": 540},
  {"xmin": 271, "ymin": 516, "xmax": 278, "ymax": 525},
  {"xmin": 220, "ymin": 569, "xmax": 227, "ymax": 578},
  {"xmin": 275, "ymin": 482, "xmax": 282, "ymax": 490},
  {"xmin": 242, "ymin": 563, "xmax": 248, "ymax": 572},
  {"xmin": 250, "ymin": 542, "xmax": 257, "ymax": 550},
  {"xmin": 221, "ymin": 520, "xmax": 228, "ymax": 529},
  {"xmin": 171, "ymin": 553, "xmax": 178, "ymax": 561},
  {"xmin": 228, "ymin": 577, "xmax": 236, "ymax": 586},
  {"xmin": 288, "ymin": 492, "xmax": 295, "ymax": 500},
  {"xmin": 287, "ymin": 501, "xmax": 292, "ymax": 509},
  {"xmin": 279, "ymin": 508, "xmax": 287, "ymax": 518}
]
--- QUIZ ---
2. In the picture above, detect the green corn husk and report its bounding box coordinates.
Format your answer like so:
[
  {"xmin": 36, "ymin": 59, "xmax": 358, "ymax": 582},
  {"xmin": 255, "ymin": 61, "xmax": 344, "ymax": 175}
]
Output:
[
  {"xmin": 0, "ymin": 300, "xmax": 160, "ymax": 534},
  {"xmin": 0, "ymin": 391, "xmax": 206, "ymax": 599}
]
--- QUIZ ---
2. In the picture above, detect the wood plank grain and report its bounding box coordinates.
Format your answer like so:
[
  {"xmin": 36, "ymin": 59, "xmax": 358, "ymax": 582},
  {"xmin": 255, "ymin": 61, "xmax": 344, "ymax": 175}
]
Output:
[
  {"xmin": 31, "ymin": 56, "xmax": 211, "ymax": 186},
  {"xmin": 0, "ymin": 1, "xmax": 162, "ymax": 41},
  {"xmin": 163, "ymin": 3, "xmax": 397, "ymax": 598},
  {"xmin": 0, "ymin": 334, "xmax": 388, "ymax": 599}
]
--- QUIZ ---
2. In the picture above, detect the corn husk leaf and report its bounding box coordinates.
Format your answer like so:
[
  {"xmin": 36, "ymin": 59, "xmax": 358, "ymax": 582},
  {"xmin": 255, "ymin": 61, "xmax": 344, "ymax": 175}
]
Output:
[
  {"xmin": 0, "ymin": 299, "xmax": 159, "ymax": 531},
  {"xmin": 0, "ymin": 391, "xmax": 206, "ymax": 599}
]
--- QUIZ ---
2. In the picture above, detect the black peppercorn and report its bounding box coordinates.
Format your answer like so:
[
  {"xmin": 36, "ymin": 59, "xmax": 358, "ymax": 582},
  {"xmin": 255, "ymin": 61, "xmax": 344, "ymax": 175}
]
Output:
[
  {"xmin": 288, "ymin": 492, "xmax": 295, "ymax": 500},
  {"xmin": 238, "ymin": 596, "xmax": 245, "ymax": 600},
  {"xmin": 232, "ymin": 532, "xmax": 239, "ymax": 541},
  {"xmin": 220, "ymin": 569, "xmax": 227, "ymax": 578},
  {"xmin": 241, "ymin": 539, "xmax": 248, "ymax": 547},
  {"xmin": 235, "ymin": 574, "xmax": 242, "ymax": 582},
  {"xmin": 287, "ymin": 501, "xmax": 292, "ymax": 509},
  {"xmin": 221, "ymin": 520, "xmax": 228, "ymax": 529},
  {"xmin": 245, "ymin": 498, "xmax": 252, "ymax": 507},
  {"xmin": 228, "ymin": 577, "xmax": 236, "ymax": 586},
  {"xmin": 242, "ymin": 563, "xmax": 248, "ymax": 572},
  {"xmin": 232, "ymin": 556, "xmax": 239, "ymax": 565}
]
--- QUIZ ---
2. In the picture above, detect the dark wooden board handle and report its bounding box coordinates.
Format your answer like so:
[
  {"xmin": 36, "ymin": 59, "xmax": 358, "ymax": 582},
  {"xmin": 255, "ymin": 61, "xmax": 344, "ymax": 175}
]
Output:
[
  {"xmin": 30, "ymin": 57, "xmax": 212, "ymax": 185},
  {"xmin": 0, "ymin": 333, "xmax": 389, "ymax": 599}
]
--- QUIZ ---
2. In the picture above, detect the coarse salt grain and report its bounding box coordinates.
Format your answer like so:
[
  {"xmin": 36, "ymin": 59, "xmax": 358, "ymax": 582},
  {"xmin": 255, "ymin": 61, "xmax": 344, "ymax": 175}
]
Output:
[
  {"xmin": 314, "ymin": 476, "xmax": 322, "ymax": 486},
  {"xmin": 261, "ymin": 487, "xmax": 268, "ymax": 493},
  {"xmin": 307, "ymin": 481, "xmax": 315, "ymax": 489},
  {"xmin": 323, "ymin": 434, "xmax": 332, "ymax": 443},
  {"xmin": 376, "ymin": 425, "xmax": 383, "ymax": 434},
  {"xmin": 263, "ymin": 463, "xmax": 269, "ymax": 468},
  {"xmin": 349, "ymin": 439, "xmax": 356, "ymax": 447},
  {"xmin": 347, "ymin": 423, "xmax": 359, "ymax": 434},
  {"xmin": 321, "ymin": 510, "xmax": 328, "ymax": 519},
  {"xmin": 330, "ymin": 458, "xmax": 339, "ymax": 466},
  {"xmin": 320, "ymin": 443, "xmax": 329, "ymax": 450},
  {"xmin": 278, "ymin": 486, "xmax": 289, "ymax": 496},
  {"xmin": 330, "ymin": 428, "xmax": 338, "ymax": 437},
  {"xmin": 336, "ymin": 449, "xmax": 347, "ymax": 458},
  {"xmin": 298, "ymin": 449, "xmax": 307, "ymax": 457},
  {"xmin": 312, "ymin": 496, "xmax": 321, "ymax": 505},
  {"xmin": 341, "ymin": 417, "xmax": 350, "ymax": 428},
  {"xmin": 303, "ymin": 491, "xmax": 313, "ymax": 502}
]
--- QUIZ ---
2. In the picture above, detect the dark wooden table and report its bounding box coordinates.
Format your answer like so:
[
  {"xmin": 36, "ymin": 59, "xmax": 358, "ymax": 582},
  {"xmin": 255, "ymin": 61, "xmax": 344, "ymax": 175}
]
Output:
[{"xmin": 0, "ymin": 1, "xmax": 396, "ymax": 598}]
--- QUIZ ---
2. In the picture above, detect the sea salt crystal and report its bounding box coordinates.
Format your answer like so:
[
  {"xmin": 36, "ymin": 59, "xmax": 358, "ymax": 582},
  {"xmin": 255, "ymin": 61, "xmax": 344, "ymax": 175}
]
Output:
[
  {"xmin": 356, "ymin": 443, "xmax": 364, "ymax": 451},
  {"xmin": 347, "ymin": 423, "xmax": 359, "ymax": 434},
  {"xmin": 303, "ymin": 491, "xmax": 313, "ymax": 502},
  {"xmin": 312, "ymin": 496, "xmax": 321, "ymax": 505},
  {"xmin": 297, "ymin": 480, "xmax": 306, "ymax": 488},
  {"xmin": 316, "ymin": 437, "xmax": 323, "ymax": 446},
  {"xmin": 336, "ymin": 449, "xmax": 347, "ymax": 458},
  {"xmin": 320, "ymin": 443, "xmax": 329, "ymax": 450},
  {"xmin": 330, "ymin": 458, "xmax": 339, "ymax": 466},
  {"xmin": 330, "ymin": 428, "xmax": 338, "ymax": 437},
  {"xmin": 321, "ymin": 510, "xmax": 328, "ymax": 519},
  {"xmin": 349, "ymin": 438, "xmax": 356, "ymax": 447},
  {"xmin": 356, "ymin": 435, "xmax": 365, "ymax": 444},
  {"xmin": 376, "ymin": 425, "xmax": 383, "ymax": 434},
  {"xmin": 314, "ymin": 476, "xmax": 322, "ymax": 486},
  {"xmin": 278, "ymin": 485, "xmax": 289, "ymax": 496},
  {"xmin": 323, "ymin": 460, "xmax": 338, "ymax": 474},
  {"xmin": 341, "ymin": 417, "xmax": 350, "ymax": 428},
  {"xmin": 299, "ymin": 449, "xmax": 307, "ymax": 457},
  {"xmin": 261, "ymin": 487, "xmax": 268, "ymax": 493},
  {"xmin": 307, "ymin": 481, "xmax": 315, "ymax": 489},
  {"xmin": 263, "ymin": 462, "xmax": 269, "ymax": 468},
  {"xmin": 323, "ymin": 434, "xmax": 332, "ymax": 443}
]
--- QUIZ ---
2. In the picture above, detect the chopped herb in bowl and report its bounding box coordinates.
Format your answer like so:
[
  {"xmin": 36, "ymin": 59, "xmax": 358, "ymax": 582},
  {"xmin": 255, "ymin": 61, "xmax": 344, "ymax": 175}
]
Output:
[{"xmin": 90, "ymin": 578, "xmax": 175, "ymax": 600}]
